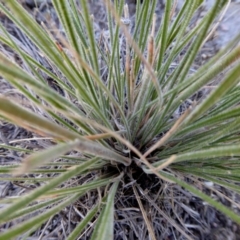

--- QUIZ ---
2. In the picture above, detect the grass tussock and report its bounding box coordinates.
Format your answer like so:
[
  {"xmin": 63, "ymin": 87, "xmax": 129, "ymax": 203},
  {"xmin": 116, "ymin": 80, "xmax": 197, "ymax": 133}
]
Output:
[{"xmin": 0, "ymin": 0, "xmax": 240, "ymax": 239}]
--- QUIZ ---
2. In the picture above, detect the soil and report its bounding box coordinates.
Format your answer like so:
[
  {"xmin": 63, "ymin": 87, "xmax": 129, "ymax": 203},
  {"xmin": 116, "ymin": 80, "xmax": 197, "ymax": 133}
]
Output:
[{"xmin": 1, "ymin": 1, "xmax": 240, "ymax": 239}]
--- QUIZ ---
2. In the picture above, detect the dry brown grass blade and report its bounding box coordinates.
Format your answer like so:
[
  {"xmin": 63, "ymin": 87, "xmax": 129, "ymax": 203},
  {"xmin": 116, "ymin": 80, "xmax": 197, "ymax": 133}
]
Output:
[
  {"xmin": 143, "ymin": 108, "xmax": 191, "ymax": 158},
  {"xmin": 148, "ymin": 14, "xmax": 156, "ymax": 66},
  {"xmin": 170, "ymin": 0, "xmax": 178, "ymax": 20},
  {"xmin": 132, "ymin": 184, "xmax": 157, "ymax": 240},
  {"xmin": 103, "ymin": 0, "xmax": 162, "ymax": 100},
  {"xmin": 154, "ymin": 155, "xmax": 176, "ymax": 171},
  {"xmin": 136, "ymin": 185, "xmax": 194, "ymax": 240}
]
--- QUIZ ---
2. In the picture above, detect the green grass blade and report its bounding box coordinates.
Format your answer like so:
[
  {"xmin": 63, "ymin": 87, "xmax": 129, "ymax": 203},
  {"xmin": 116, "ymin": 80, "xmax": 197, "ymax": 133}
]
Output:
[
  {"xmin": 90, "ymin": 180, "xmax": 120, "ymax": 240},
  {"xmin": 184, "ymin": 61, "xmax": 240, "ymax": 125},
  {"xmin": 52, "ymin": 0, "xmax": 81, "ymax": 55},
  {"xmin": 0, "ymin": 157, "xmax": 98, "ymax": 223},
  {"xmin": 0, "ymin": 98, "xmax": 131, "ymax": 165},
  {"xmin": 44, "ymin": 177, "xmax": 112, "ymax": 197},
  {"xmin": 80, "ymin": 0, "xmax": 100, "ymax": 75},
  {"xmin": 158, "ymin": 171, "xmax": 240, "ymax": 224},
  {"xmin": 3, "ymin": 197, "xmax": 63, "ymax": 222},
  {"xmin": 178, "ymin": 106, "xmax": 240, "ymax": 136},
  {"xmin": 153, "ymin": 145, "xmax": 240, "ymax": 166},
  {"xmin": 0, "ymin": 194, "xmax": 81, "ymax": 240},
  {"xmin": 0, "ymin": 96, "xmax": 80, "ymax": 140},
  {"xmin": 156, "ymin": 0, "xmax": 172, "ymax": 70},
  {"xmin": 172, "ymin": 45, "xmax": 240, "ymax": 110},
  {"xmin": 168, "ymin": 0, "xmax": 226, "ymax": 87},
  {"xmin": 13, "ymin": 140, "xmax": 86, "ymax": 175},
  {"xmin": 67, "ymin": 195, "xmax": 108, "ymax": 240}
]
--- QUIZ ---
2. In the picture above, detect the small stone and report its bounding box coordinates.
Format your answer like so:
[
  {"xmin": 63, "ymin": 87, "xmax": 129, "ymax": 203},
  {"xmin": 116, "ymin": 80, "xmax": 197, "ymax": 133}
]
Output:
[{"xmin": 204, "ymin": 181, "xmax": 214, "ymax": 187}]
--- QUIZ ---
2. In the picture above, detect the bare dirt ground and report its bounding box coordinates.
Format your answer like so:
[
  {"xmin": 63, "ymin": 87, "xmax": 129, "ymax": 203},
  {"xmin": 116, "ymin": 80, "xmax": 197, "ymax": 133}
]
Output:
[{"xmin": 1, "ymin": 1, "xmax": 240, "ymax": 239}]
